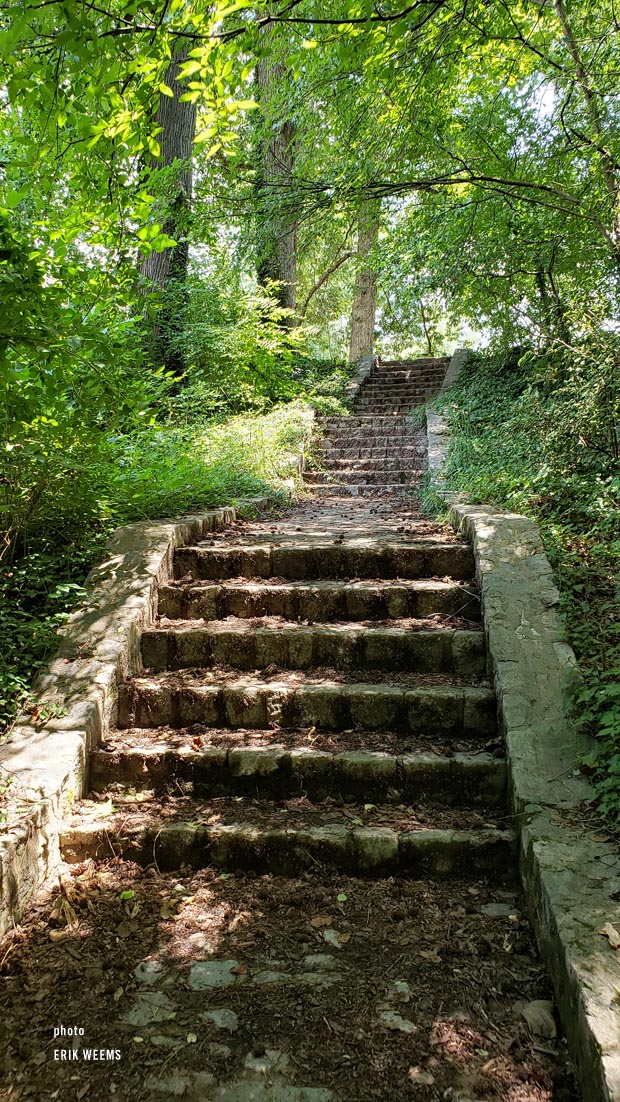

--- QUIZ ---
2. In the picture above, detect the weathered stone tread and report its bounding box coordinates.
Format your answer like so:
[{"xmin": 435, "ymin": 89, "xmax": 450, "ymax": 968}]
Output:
[
  {"xmin": 157, "ymin": 578, "xmax": 482, "ymax": 622},
  {"xmin": 174, "ymin": 542, "xmax": 474, "ymax": 581},
  {"xmin": 90, "ymin": 743, "xmax": 506, "ymax": 805},
  {"xmin": 61, "ymin": 802, "xmax": 515, "ymax": 879},
  {"xmin": 140, "ymin": 622, "xmax": 486, "ymax": 675},
  {"xmin": 117, "ymin": 674, "xmax": 496, "ymax": 735}
]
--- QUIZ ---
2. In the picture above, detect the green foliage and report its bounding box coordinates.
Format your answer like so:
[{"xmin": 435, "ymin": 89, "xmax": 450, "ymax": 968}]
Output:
[
  {"xmin": 0, "ymin": 400, "xmax": 313, "ymax": 733},
  {"xmin": 440, "ymin": 343, "xmax": 620, "ymax": 820}
]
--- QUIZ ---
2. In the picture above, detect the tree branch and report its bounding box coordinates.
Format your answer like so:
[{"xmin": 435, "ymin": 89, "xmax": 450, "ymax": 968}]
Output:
[{"xmin": 301, "ymin": 250, "xmax": 354, "ymax": 315}]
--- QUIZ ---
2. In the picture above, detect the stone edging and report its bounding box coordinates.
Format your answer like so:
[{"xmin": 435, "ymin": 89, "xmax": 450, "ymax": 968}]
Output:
[
  {"xmin": 0, "ymin": 499, "xmax": 270, "ymax": 939},
  {"xmin": 426, "ymin": 407, "xmax": 620, "ymax": 1102},
  {"xmin": 345, "ymin": 353, "xmax": 376, "ymax": 403}
]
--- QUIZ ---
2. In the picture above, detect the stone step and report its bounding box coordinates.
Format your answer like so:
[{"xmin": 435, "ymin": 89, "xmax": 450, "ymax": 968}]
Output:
[
  {"xmin": 356, "ymin": 387, "xmax": 435, "ymax": 398},
  {"xmin": 158, "ymin": 579, "xmax": 481, "ymax": 622},
  {"xmin": 140, "ymin": 623, "xmax": 486, "ymax": 676},
  {"xmin": 318, "ymin": 416, "xmax": 412, "ymax": 427},
  {"xmin": 319, "ymin": 437, "xmax": 420, "ymax": 450},
  {"xmin": 306, "ymin": 469, "xmax": 415, "ymax": 485},
  {"xmin": 90, "ymin": 743, "xmax": 506, "ymax": 805},
  {"xmin": 353, "ymin": 406, "xmax": 421, "ymax": 415},
  {"xmin": 320, "ymin": 427, "xmax": 417, "ymax": 439},
  {"xmin": 377, "ymin": 358, "xmax": 449, "ymax": 368},
  {"xmin": 61, "ymin": 800, "xmax": 516, "ymax": 879},
  {"xmin": 310, "ymin": 482, "xmax": 422, "ymax": 498},
  {"xmin": 173, "ymin": 541, "xmax": 475, "ymax": 581},
  {"xmin": 317, "ymin": 445, "xmax": 425, "ymax": 459},
  {"xmin": 357, "ymin": 385, "xmax": 436, "ymax": 396},
  {"xmin": 317, "ymin": 458, "xmax": 425, "ymax": 471},
  {"xmin": 117, "ymin": 675, "xmax": 496, "ymax": 735},
  {"xmin": 354, "ymin": 401, "xmax": 425, "ymax": 410}
]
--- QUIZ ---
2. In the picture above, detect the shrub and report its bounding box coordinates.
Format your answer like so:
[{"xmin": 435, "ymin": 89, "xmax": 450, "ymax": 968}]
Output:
[{"xmin": 439, "ymin": 343, "xmax": 620, "ymax": 820}]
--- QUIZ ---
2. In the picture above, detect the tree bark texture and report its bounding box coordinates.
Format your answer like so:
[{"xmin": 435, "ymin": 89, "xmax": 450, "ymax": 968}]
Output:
[
  {"xmin": 348, "ymin": 203, "xmax": 380, "ymax": 363},
  {"xmin": 255, "ymin": 24, "xmax": 297, "ymax": 316},
  {"xmin": 140, "ymin": 49, "xmax": 197, "ymax": 374}
]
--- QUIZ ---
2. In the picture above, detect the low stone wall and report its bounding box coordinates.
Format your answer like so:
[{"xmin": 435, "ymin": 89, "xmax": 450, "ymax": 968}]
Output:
[
  {"xmin": 345, "ymin": 353, "xmax": 376, "ymax": 403},
  {"xmin": 0, "ymin": 500, "xmax": 267, "ymax": 939},
  {"xmin": 427, "ymin": 408, "xmax": 620, "ymax": 1102}
]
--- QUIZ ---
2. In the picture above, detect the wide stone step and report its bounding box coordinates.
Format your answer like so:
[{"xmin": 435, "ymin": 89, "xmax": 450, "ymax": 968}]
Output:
[
  {"xmin": 353, "ymin": 406, "xmax": 421, "ymax": 415},
  {"xmin": 320, "ymin": 429, "xmax": 418, "ymax": 443},
  {"xmin": 323, "ymin": 431, "xmax": 420, "ymax": 445},
  {"xmin": 61, "ymin": 801, "xmax": 515, "ymax": 879},
  {"xmin": 158, "ymin": 578, "xmax": 481, "ymax": 622},
  {"xmin": 310, "ymin": 482, "xmax": 421, "ymax": 498},
  {"xmin": 317, "ymin": 457, "xmax": 425, "ymax": 471},
  {"xmin": 317, "ymin": 416, "xmax": 412, "ymax": 427},
  {"xmin": 357, "ymin": 386, "xmax": 435, "ymax": 397},
  {"xmin": 117, "ymin": 675, "xmax": 496, "ymax": 735},
  {"xmin": 377, "ymin": 358, "xmax": 449, "ymax": 369},
  {"xmin": 173, "ymin": 541, "xmax": 475, "ymax": 581},
  {"xmin": 140, "ymin": 623, "xmax": 486, "ymax": 675},
  {"xmin": 317, "ymin": 445, "xmax": 425, "ymax": 459},
  {"xmin": 307, "ymin": 469, "xmax": 414, "ymax": 485},
  {"xmin": 90, "ymin": 743, "xmax": 506, "ymax": 804},
  {"xmin": 355, "ymin": 393, "xmax": 425, "ymax": 402},
  {"xmin": 318, "ymin": 441, "xmax": 420, "ymax": 455}
]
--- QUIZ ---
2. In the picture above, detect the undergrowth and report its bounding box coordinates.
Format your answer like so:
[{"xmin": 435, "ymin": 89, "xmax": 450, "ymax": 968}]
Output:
[
  {"xmin": 439, "ymin": 344, "xmax": 620, "ymax": 820},
  {"xmin": 0, "ymin": 401, "xmax": 314, "ymax": 734}
]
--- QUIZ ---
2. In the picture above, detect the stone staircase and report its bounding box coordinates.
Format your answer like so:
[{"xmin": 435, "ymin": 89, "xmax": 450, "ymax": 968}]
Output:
[
  {"xmin": 307, "ymin": 356, "xmax": 449, "ymax": 496},
  {"xmin": 31, "ymin": 356, "xmax": 575, "ymax": 1100},
  {"xmin": 63, "ymin": 522, "xmax": 511, "ymax": 878}
]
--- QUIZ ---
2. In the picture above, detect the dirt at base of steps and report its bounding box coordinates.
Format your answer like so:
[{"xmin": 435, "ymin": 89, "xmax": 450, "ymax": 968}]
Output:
[{"xmin": 0, "ymin": 863, "xmax": 580, "ymax": 1102}]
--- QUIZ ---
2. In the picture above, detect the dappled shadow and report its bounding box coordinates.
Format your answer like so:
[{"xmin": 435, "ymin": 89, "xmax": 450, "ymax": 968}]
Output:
[{"xmin": 0, "ymin": 859, "xmax": 579, "ymax": 1102}]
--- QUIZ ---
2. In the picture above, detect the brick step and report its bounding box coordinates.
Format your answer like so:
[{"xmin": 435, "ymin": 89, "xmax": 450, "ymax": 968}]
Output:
[
  {"xmin": 173, "ymin": 541, "xmax": 474, "ymax": 581},
  {"xmin": 158, "ymin": 578, "xmax": 482, "ymax": 622},
  {"xmin": 317, "ymin": 445, "xmax": 425, "ymax": 460},
  {"xmin": 90, "ymin": 743, "xmax": 506, "ymax": 805},
  {"xmin": 61, "ymin": 800, "xmax": 515, "ymax": 879},
  {"xmin": 306, "ymin": 469, "xmax": 416, "ymax": 485},
  {"xmin": 117, "ymin": 675, "xmax": 496, "ymax": 735},
  {"xmin": 141, "ymin": 623, "xmax": 486, "ymax": 676}
]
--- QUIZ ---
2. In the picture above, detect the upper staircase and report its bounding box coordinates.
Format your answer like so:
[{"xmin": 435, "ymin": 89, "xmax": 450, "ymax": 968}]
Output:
[{"xmin": 307, "ymin": 355, "xmax": 449, "ymax": 496}]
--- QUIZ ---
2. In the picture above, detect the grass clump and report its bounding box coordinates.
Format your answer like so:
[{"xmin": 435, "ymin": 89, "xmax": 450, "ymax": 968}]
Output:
[{"xmin": 439, "ymin": 344, "xmax": 620, "ymax": 821}]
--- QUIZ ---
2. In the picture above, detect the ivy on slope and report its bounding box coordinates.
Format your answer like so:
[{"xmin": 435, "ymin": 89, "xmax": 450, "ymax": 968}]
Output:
[{"xmin": 440, "ymin": 346, "xmax": 620, "ymax": 821}]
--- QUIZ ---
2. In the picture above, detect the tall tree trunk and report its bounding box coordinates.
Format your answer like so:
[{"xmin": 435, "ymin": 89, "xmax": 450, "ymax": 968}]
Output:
[
  {"xmin": 348, "ymin": 202, "xmax": 380, "ymax": 363},
  {"xmin": 255, "ymin": 22, "xmax": 297, "ymax": 317},
  {"xmin": 140, "ymin": 47, "xmax": 197, "ymax": 374}
]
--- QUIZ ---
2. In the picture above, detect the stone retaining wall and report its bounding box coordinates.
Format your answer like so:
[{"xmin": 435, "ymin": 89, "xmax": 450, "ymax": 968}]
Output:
[
  {"xmin": 0, "ymin": 501, "xmax": 267, "ymax": 939},
  {"xmin": 427, "ymin": 399, "xmax": 620, "ymax": 1102}
]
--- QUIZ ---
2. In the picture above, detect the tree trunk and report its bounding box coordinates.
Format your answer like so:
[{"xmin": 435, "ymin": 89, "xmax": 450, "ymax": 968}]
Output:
[
  {"xmin": 255, "ymin": 23, "xmax": 297, "ymax": 317},
  {"xmin": 348, "ymin": 203, "xmax": 379, "ymax": 363},
  {"xmin": 140, "ymin": 48, "xmax": 197, "ymax": 374}
]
